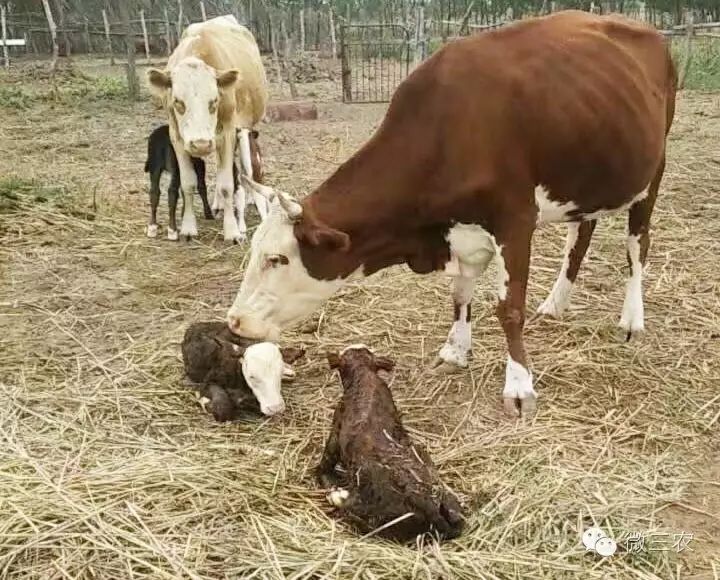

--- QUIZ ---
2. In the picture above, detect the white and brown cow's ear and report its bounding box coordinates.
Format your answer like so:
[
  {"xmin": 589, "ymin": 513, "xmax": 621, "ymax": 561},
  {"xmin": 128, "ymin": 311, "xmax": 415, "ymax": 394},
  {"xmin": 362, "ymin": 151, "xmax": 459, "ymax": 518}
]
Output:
[
  {"xmin": 216, "ymin": 69, "xmax": 240, "ymax": 89},
  {"xmin": 147, "ymin": 68, "xmax": 172, "ymax": 91}
]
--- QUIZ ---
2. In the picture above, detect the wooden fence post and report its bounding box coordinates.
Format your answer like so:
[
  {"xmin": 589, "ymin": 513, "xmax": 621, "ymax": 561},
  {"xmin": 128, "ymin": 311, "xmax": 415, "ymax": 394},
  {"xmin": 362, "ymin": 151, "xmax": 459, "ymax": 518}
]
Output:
[
  {"xmin": 102, "ymin": 9, "xmax": 114, "ymax": 65},
  {"xmin": 140, "ymin": 9, "xmax": 151, "ymax": 63},
  {"xmin": 280, "ymin": 18, "xmax": 297, "ymax": 98},
  {"xmin": 177, "ymin": 0, "xmax": 183, "ymax": 39},
  {"xmin": 41, "ymin": 0, "xmax": 59, "ymax": 72},
  {"xmin": 164, "ymin": 7, "xmax": 172, "ymax": 54},
  {"xmin": 1, "ymin": 6, "xmax": 9, "ymax": 69},
  {"xmin": 328, "ymin": 7, "xmax": 336, "ymax": 58},
  {"xmin": 679, "ymin": 9, "xmax": 694, "ymax": 90},
  {"xmin": 200, "ymin": 1, "xmax": 207, "ymax": 21},
  {"xmin": 299, "ymin": 6, "xmax": 305, "ymax": 52},
  {"xmin": 84, "ymin": 17, "xmax": 92, "ymax": 53}
]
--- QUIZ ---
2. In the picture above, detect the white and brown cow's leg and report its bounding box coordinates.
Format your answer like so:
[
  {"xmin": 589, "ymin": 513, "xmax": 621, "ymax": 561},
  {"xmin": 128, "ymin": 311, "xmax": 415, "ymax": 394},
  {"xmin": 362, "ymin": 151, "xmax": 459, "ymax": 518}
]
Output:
[
  {"xmin": 217, "ymin": 133, "xmax": 244, "ymax": 243},
  {"xmin": 495, "ymin": 224, "xmax": 537, "ymax": 417},
  {"xmin": 538, "ymin": 220, "xmax": 597, "ymax": 317},
  {"xmin": 436, "ymin": 276, "xmax": 475, "ymax": 369},
  {"xmin": 175, "ymin": 148, "xmax": 199, "ymax": 240},
  {"xmin": 621, "ymin": 160, "xmax": 663, "ymax": 339}
]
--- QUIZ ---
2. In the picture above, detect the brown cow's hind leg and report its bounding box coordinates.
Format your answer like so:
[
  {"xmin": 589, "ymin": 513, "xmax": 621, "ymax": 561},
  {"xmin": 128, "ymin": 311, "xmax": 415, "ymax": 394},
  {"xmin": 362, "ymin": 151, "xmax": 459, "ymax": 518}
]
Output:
[
  {"xmin": 621, "ymin": 158, "xmax": 664, "ymax": 339},
  {"xmin": 538, "ymin": 220, "xmax": 597, "ymax": 317}
]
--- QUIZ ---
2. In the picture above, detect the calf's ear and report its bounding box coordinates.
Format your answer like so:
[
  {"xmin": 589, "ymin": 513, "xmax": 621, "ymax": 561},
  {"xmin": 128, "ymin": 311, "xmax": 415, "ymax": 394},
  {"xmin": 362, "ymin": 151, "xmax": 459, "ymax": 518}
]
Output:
[
  {"xmin": 375, "ymin": 356, "xmax": 395, "ymax": 372},
  {"xmin": 280, "ymin": 347, "xmax": 305, "ymax": 364},
  {"xmin": 326, "ymin": 352, "xmax": 341, "ymax": 369}
]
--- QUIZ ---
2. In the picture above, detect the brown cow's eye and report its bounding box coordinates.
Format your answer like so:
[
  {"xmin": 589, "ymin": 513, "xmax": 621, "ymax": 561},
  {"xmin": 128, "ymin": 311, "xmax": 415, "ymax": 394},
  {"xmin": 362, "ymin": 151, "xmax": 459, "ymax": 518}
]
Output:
[
  {"xmin": 265, "ymin": 254, "xmax": 289, "ymax": 269},
  {"xmin": 174, "ymin": 99, "xmax": 186, "ymax": 114}
]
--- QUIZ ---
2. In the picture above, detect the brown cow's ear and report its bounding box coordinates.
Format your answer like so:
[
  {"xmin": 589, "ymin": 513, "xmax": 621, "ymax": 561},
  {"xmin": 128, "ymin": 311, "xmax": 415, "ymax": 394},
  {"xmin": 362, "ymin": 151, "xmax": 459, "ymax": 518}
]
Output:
[
  {"xmin": 375, "ymin": 356, "xmax": 395, "ymax": 372},
  {"xmin": 327, "ymin": 352, "xmax": 341, "ymax": 369},
  {"xmin": 147, "ymin": 68, "xmax": 171, "ymax": 90},
  {"xmin": 297, "ymin": 224, "xmax": 351, "ymax": 252},
  {"xmin": 217, "ymin": 69, "xmax": 240, "ymax": 88}
]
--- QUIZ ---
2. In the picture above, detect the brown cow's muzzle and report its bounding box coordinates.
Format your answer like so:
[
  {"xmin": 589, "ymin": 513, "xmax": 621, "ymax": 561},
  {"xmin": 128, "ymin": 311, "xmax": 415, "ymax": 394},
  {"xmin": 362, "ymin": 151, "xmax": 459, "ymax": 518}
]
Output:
[{"xmin": 227, "ymin": 309, "xmax": 280, "ymax": 342}]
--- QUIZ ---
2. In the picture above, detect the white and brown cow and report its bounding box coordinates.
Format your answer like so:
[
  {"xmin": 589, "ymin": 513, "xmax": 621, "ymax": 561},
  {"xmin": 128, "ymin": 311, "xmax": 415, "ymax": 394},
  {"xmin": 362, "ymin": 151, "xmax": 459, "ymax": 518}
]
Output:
[
  {"xmin": 147, "ymin": 15, "xmax": 268, "ymax": 242},
  {"xmin": 226, "ymin": 11, "xmax": 677, "ymax": 417}
]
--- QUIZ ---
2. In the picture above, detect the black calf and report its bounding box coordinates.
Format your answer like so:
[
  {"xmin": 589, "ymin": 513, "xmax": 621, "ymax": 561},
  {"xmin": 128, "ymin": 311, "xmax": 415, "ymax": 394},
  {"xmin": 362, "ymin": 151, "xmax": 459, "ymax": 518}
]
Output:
[{"xmin": 144, "ymin": 125, "xmax": 213, "ymax": 239}]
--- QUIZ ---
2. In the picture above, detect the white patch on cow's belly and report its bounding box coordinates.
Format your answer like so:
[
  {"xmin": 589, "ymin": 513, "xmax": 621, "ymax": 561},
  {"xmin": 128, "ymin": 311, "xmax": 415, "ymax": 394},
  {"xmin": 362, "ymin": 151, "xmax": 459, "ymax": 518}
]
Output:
[
  {"xmin": 536, "ymin": 184, "xmax": 650, "ymax": 224},
  {"xmin": 580, "ymin": 189, "xmax": 649, "ymax": 221},
  {"xmin": 535, "ymin": 185, "xmax": 579, "ymax": 224},
  {"xmin": 445, "ymin": 223, "xmax": 497, "ymax": 278}
]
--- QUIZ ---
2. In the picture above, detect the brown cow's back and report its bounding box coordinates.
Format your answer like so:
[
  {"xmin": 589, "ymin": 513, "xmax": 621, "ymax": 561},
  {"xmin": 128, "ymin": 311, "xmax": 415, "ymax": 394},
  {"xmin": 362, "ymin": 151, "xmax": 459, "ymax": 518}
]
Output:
[{"xmin": 347, "ymin": 10, "xmax": 676, "ymax": 227}]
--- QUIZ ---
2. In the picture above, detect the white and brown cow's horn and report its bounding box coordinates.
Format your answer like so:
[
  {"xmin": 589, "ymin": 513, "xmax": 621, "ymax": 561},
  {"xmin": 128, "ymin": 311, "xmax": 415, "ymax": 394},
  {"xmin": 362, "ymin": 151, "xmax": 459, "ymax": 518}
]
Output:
[
  {"xmin": 276, "ymin": 191, "xmax": 303, "ymax": 221},
  {"xmin": 240, "ymin": 175, "xmax": 303, "ymax": 221}
]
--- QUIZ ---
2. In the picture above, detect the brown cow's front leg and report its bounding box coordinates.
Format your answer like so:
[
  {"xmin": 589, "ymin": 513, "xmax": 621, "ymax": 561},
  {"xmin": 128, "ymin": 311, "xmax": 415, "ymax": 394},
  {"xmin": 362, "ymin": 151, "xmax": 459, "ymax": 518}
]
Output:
[
  {"xmin": 435, "ymin": 275, "xmax": 475, "ymax": 370},
  {"xmin": 494, "ymin": 223, "xmax": 537, "ymax": 418}
]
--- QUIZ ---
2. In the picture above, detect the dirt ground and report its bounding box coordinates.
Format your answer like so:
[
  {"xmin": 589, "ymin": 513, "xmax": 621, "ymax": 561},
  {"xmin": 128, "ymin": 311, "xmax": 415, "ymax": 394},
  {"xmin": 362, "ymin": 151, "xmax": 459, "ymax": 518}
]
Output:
[{"xmin": 0, "ymin": 57, "xmax": 719, "ymax": 579}]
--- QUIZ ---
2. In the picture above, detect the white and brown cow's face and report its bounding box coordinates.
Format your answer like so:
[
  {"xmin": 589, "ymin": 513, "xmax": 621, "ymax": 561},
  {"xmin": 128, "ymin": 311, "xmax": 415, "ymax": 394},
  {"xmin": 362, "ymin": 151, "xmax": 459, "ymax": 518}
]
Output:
[
  {"xmin": 227, "ymin": 200, "xmax": 354, "ymax": 340},
  {"xmin": 147, "ymin": 57, "xmax": 238, "ymax": 157}
]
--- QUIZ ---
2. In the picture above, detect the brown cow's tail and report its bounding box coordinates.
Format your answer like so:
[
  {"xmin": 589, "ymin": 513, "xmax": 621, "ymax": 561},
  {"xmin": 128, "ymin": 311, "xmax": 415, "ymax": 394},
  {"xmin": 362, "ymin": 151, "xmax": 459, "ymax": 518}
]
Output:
[{"xmin": 664, "ymin": 40, "xmax": 678, "ymax": 135}]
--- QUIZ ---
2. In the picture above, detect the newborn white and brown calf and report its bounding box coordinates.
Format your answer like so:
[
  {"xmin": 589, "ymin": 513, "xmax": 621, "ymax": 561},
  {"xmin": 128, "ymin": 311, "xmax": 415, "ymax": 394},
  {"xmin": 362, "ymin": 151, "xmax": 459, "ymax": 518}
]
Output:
[
  {"xmin": 181, "ymin": 321, "xmax": 304, "ymax": 421},
  {"xmin": 317, "ymin": 345, "xmax": 464, "ymax": 542}
]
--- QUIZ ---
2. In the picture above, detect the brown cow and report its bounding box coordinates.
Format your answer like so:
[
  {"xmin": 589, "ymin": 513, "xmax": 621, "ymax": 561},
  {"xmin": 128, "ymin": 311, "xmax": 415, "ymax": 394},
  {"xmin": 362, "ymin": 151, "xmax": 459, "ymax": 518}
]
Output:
[{"xmin": 227, "ymin": 11, "xmax": 677, "ymax": 417}]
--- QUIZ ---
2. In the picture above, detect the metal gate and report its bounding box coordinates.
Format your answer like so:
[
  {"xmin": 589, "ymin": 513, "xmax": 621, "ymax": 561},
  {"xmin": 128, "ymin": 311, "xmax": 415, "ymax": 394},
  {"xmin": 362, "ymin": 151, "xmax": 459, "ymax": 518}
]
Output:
[{"xmin": 340, "ymin": 24, "xmax": 411, "ymax": 104}]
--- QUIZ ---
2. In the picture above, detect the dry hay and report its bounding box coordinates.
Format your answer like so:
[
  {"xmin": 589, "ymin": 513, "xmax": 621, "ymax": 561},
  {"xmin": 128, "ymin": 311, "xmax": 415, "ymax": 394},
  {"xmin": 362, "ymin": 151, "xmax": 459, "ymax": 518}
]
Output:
[{"xmin": 0, "ymin": 66, "xmax": 719, "ymax": 579}]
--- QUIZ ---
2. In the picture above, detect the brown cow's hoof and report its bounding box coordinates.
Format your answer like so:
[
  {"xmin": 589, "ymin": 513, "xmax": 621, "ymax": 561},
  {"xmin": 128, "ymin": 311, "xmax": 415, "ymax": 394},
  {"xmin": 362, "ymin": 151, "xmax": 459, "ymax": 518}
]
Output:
[
  {"xmin": 430, "ymin": 356, "xmax": 466, "ymax": 375},
  {"xmin": 503, "ymin": 395, "xmax": 537, "ymax": 419}
]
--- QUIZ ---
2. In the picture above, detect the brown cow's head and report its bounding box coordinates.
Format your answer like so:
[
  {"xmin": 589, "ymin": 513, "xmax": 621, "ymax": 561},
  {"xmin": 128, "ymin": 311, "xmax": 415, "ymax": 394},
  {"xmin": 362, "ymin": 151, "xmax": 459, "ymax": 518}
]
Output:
[
  {"xmin": 226, "ymin": 177, "xmax": 357, "ymax": 340},
  {"xmin": 147, "ymin": 57, "xmax": 239, "ymax": 157}
]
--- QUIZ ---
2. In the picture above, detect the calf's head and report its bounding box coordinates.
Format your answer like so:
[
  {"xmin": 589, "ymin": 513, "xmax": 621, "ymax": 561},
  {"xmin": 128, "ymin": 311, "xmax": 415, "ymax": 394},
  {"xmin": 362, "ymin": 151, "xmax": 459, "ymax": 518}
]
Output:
[
  {"xmin": 147, "ymin": 57, "xmax": 239, "ymax": 157},
  {"xmin": 242, "ymin": 342, "xmax": 291, "ymax": 416},
  {"xmin": 327, "ymin": 344, "xmax": 395, "ymax": 376},
  {"xmin": 227, "ymin": 179, "xmax": 358, "ymax": 340}
]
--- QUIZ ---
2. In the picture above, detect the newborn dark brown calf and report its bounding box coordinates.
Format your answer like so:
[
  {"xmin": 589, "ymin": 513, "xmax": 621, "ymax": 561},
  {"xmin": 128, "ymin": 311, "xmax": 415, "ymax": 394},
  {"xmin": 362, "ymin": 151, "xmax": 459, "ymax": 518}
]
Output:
[
  {"xmin": 316, "ymin": 345, "xmax": 464, "ymax": 542},
  {"xmin": 181, "ymin": 321, "xmax": 304, "ymax": 421}
]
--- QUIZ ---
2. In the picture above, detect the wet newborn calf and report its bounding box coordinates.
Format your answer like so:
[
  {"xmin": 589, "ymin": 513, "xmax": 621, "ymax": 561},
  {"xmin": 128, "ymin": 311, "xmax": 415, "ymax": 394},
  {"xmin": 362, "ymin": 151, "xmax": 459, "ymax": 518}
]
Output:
[
  {"xmin": 317, "ymin": 345, "xmax": 464, "ymax": 542},
  {"xmin": 181, "ymin": 321, "xmax": 304, "ymax": 421}
]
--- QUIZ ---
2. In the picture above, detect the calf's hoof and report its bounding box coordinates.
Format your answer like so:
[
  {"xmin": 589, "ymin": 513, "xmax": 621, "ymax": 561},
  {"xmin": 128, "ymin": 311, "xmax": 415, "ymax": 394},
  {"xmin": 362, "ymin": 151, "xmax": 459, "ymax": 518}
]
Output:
[
  {"xmin": 167, "ymin": 229, "xmax": 179, "ymax": 241},
  {"xmin": 146, "ymin": 224, "xmax": 159, "ymax": 238},
  {"xmin": 327, "ymin": 487, "xmax": 349, "ymax": 508}
]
